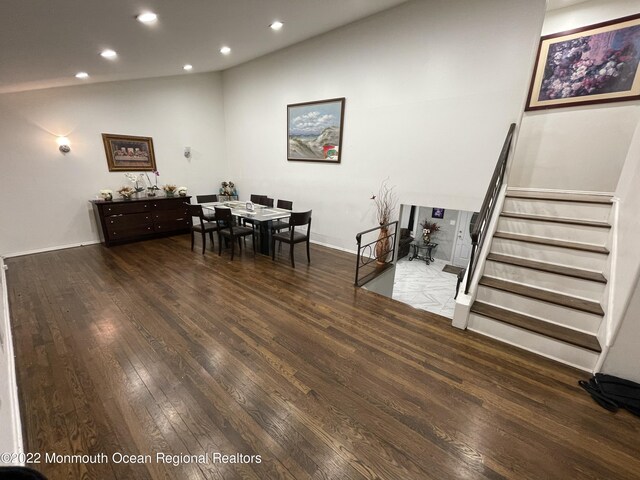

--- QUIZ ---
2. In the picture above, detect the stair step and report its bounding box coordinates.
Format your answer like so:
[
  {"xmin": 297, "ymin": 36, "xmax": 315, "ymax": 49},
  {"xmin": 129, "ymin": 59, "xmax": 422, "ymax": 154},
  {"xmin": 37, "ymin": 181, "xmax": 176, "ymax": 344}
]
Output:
[
  {"xmin": 470, "ymin": 302, "xmax": 601, "ymax": 352},
  {"xmin": 486, "ymin": 253, "xmax": 607, "ymax": 284},
  {"xmin": 479, "ymin": 276, "xmax": 605, "ymax": 316},
  {"xmin": 506, "ymin": 190, "xmax": 613, "ymax": 204},
  {"xmin": 493, "ymin": 231, "xmax": 609, "ymax": 254},
  {"xmin": 500, "ymin": 212, "xmax": 611, "ymax": 229}
]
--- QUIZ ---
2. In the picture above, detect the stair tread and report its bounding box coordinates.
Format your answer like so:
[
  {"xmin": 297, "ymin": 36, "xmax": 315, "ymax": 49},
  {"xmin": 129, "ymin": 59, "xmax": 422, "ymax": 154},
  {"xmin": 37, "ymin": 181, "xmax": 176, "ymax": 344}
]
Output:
[
  {"xmin": 500, "ymin": 212, "xmax": 611, "ymax": 228},
  {"xmin": 479, "ymin": 276, "xmax": 605, "ymax": 316},
  {"xmin": 486, "ymin": 253, "xmax": 608, "ymax": 284},
  {"xmin": 494, "ymin": 231, "xmax": 609, "ymax": 254},
  {"xmin": 506, "ymin": 190, "xmax": 613, "ymax": 204},
  {"xmin": 471, "ymin": 301, "xmax": 602, "ymax": 352}
]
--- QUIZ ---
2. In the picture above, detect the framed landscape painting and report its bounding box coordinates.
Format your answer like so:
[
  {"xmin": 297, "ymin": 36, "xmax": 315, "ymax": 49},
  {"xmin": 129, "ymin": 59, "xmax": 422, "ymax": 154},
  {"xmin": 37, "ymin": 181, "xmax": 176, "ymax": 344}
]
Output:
[
  {"xmin": 526, "ymin": 13, "xmax": 640, "ymax": 111},
  {"xmin": 102, "ymin": 133, "xmax": 157, "ymax": 171},
  {"xmin": 287, "ymin": 97, "xmax": 345, "ymax": 163}
]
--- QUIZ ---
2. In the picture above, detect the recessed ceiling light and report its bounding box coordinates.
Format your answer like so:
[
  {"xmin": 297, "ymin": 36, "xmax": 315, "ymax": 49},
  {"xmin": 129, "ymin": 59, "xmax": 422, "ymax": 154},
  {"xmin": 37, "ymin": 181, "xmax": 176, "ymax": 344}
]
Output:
[
  {"xmin": 183, "ymin": 64, "xmax": 193, "ymax": 71},
  {"xmin": 270, "ymin": 21, "xmax": 284, "ymax": 31},
  {"xmin": 220, "ymin": 46, "xmax": 231, "ymax": 55},
  {"xmin": 75, "ymin": 72, "xmax": 89, "ymax": 79},
  {"xmin": 100, "ymin": 49, "xmax": 117, "ymax": 59},
  {"xmin": 137, "ymin": 12, "xmax": 158, "ymax": 24}
]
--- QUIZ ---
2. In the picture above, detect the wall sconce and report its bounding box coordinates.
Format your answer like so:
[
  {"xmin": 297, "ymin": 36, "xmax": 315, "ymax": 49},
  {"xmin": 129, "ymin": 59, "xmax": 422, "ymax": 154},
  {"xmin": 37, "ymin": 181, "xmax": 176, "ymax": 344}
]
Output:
[
  {"xmin": 184, "ymin": 146, "xmax": 191, "ymax": 159},
  {"xmin": 57, "ymin": 136, "xmax": 71, "ymax": 153}
]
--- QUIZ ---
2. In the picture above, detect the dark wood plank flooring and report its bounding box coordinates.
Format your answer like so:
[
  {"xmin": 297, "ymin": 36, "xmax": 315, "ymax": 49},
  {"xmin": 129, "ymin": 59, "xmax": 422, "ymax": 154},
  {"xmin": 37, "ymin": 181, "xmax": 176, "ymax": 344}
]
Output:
[{"xmin": 6, "ymin": 236, "xmax": 640, "ymax": 480}]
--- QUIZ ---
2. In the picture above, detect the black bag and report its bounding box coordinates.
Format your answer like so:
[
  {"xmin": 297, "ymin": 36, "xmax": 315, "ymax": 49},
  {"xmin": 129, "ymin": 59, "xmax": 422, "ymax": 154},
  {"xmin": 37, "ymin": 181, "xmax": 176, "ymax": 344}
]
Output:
[{"xmin": 579, "ymin": 373, "xmax": 640, "ymax": 416}]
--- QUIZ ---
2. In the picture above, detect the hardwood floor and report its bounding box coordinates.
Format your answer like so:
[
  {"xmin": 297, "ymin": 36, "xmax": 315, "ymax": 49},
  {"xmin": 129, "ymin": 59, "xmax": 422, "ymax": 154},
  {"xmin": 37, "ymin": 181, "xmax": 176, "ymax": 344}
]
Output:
[{"xmin": 6, "ymin": 236, "xmax": 640, "ymax": 479}]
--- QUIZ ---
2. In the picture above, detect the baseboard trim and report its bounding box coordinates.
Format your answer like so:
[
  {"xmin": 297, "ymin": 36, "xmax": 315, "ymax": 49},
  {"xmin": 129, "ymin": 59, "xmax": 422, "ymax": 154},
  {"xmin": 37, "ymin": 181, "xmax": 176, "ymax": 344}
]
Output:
[
  {"xmin": 310, "ymin": 239, "xmax": 357, "ymax": 256},
  {"xmin": 3, "ymin": 240, "xmax": 101, "ymax": 259},
  {"xmin": 0, "ymin": 258, "xmax": 24, "ymax": 461}
]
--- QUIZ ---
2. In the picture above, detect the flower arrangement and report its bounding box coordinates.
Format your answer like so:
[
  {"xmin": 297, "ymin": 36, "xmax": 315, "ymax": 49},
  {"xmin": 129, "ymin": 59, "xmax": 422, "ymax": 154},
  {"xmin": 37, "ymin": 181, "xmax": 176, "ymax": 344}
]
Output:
[
  {"xmin": 163, "ymin": 184, "xmax": 177, "ymax": 196},
  {"xmin": 124, "ymin": 172, "xmax": 145, "ymax": 193},
  {"xmin": 420, "ymin": 220, "xmax": 440, "ymax": 243},
  {"xmin": 219, "ymin": 181, "xmax": 237, "ymax": 197},
  {"xmin": 99, "ymin": 189, "xmax": 113, "ymax": 201},
  {"xmin": 117, "ymin": 185, "xmax": 135, "ymax": 199},
  {"xmin": 145, "ymin": 171, "xmax": 160, "ymax": 196},
  {"xmin": 177, "ymin": 186, "xmax": 188, "ymax": 197},
  {"xmin": 370, "ymin": 179, "xmax": 397, "ymax": 226}
]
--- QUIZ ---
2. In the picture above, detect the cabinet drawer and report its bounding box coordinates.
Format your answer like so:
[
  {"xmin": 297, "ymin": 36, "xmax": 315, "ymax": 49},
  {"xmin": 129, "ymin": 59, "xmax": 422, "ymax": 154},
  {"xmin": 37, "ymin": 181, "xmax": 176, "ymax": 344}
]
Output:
[
  {"xmin": 150, "ymin": 198, "xmax": 190, "ymax": 211},
  {"xmin": 106, "ymin": 223, "xmax": 154, "ymax": 239},
  {"xmin": 153, "ymin": 209, "xmax": 189, "ymax": 222},
  {"xmin": 154, "ymin": 219, "xmax": 191, "ymax": 233},
  {"xmin": 103, "ymin": 202, "xmax": 150, "ymax": 215},
  {"xmin": 106, "ymin": 212, "xmax": 153, "ymax": 228}
]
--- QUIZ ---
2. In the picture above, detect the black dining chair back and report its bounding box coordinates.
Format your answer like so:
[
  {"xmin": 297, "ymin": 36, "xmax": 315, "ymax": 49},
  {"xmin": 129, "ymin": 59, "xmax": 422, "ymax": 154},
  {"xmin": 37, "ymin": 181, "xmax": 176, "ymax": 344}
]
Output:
[
  {"xmin": 186, "ymin": 204, "xmax": 218, "ymax": 254},
  {"xmin": 195, "ymin": 194, "xmax": 218, "ymax": 221},
  {"xmin": 272, "ymin": 210, "xmax": 312, "ymax": 268},
  {"xmin": 250, "ymin": 194, "xmax": 268, "ymax": 205},
  {"xmin": 196, "ymin": 194, "xmax": 218, "ymax": 203},
  {"xmin": 276, "ymin": 199, "xmax": 293, "ymax": 210},
  {"xmin": 265, "ymin": 197, "xmax": 274, "ymax": 208},
  {"xmin": 214, "ymin": 206, "xmax": 255, "ymax": 260}
]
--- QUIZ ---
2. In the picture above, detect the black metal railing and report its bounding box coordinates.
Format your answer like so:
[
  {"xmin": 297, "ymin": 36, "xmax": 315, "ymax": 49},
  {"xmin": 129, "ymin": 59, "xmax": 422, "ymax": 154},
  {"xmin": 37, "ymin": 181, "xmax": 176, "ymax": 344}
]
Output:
[
  {"xmin": 355, "ymin": 221, "xmax": 399, "ymax": 287},
  {"xmin": 465, "ymin": 123, "xmax": 516, "ymax": 294}
]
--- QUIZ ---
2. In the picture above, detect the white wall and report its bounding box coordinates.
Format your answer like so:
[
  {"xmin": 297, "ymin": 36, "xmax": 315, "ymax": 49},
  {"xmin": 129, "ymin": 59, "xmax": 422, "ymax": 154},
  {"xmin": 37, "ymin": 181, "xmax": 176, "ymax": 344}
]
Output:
[
  {"xmin": 601, "ymin": 118, "xmax": 640, "ymax": 382},
  {"xmin": 222, "ymin": 0, "xmax": 546, "ymax": 252},
  {"xmin": 603, "ymin": 273, "xmax": 640, "ymax": 383},
  {"xmin": 509, "ymin": 0, "xmax": 640, "ymax": 192},
  {"xmin": 0, "ymin": 73, "xmax": 226, "ymax": 256}
]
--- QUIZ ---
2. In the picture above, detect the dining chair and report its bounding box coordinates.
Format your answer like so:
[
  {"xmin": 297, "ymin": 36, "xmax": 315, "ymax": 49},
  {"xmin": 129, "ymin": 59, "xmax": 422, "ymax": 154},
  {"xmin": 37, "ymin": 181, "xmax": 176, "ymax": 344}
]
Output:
[
  {"xmin": 187, "ymin": 204, "xmax": 219, "ymax": 254},
  {"xmin": 271, "ymin": 199, "xmax": 293, "ymax": 234},
  {"xmin": 214, "ymin": 206, "xmax": 255, "ymax": 260},
  {"xmin": 196, "ymin": 194, "xmax": 218, "ymax": 221},
  {"xmin": 271, "ymin": 210, "xmax": 312, "ymax": 268},
  {"xmin": 250, "ymin": 194, "xmax": 268, "ymax": 205},
  {"xmin": 265, "ymin": 197, "xmax": 274, "ymax": 207}
]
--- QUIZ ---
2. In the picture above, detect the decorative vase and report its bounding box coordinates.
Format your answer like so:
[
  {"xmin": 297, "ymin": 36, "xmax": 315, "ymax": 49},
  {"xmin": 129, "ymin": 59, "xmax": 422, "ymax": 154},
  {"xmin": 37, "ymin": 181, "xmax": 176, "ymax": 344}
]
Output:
[
  {"xmin": 375, "ymin": 226, "xmax": 391, "ymax": 265},
  {"xmin": 165, "ymin": 191, "xmax": 175, "ymax": 197},
  {"xmin": 423, "ymin": 235, "xmax": 430, "ymax": 245}
]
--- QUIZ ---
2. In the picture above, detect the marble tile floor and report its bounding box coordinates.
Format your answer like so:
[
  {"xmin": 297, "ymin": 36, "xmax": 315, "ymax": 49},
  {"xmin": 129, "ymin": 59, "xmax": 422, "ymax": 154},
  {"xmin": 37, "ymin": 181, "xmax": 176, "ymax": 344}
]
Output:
[{"xmin": 392, "ymin": 257, "xmax": 458, "ymax": 319}]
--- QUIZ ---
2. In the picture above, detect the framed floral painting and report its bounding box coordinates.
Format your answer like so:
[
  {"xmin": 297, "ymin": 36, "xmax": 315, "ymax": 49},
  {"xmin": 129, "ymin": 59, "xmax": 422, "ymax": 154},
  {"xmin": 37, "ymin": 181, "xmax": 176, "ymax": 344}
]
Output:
[
  {"xmin": 102, "ymin": 133, "xmax": 157, "ymax": 171},
  {"xmin": 287, "ymin": 97, "xmax": 345, "ymax": 163},
  {"xmin": 526, "ymin": 13, "xmax": 640, "ymax": 111}
]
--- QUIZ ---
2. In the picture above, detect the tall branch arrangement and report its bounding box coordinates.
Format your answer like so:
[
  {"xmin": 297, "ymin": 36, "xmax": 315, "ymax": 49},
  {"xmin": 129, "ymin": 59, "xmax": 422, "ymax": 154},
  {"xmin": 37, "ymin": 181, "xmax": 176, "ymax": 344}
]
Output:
[{"xmin": 371, "ymin": 179, "xmax": 397, "ymax": 225}]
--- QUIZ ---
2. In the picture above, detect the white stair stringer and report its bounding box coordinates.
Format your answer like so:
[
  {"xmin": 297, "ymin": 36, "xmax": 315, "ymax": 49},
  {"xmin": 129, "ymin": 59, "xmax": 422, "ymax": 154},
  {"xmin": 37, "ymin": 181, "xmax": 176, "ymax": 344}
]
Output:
[{"xmin": 468, "ymin": 313, "xmax": 600, "ymax": 371}]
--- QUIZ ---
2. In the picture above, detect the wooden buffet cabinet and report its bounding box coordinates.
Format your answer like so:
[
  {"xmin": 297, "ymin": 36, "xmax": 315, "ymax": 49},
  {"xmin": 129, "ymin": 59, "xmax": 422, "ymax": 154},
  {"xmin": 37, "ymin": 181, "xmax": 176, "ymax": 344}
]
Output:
[{"xmin": 90, "ymin": 196, "xmax": 192, "ymax": 246}]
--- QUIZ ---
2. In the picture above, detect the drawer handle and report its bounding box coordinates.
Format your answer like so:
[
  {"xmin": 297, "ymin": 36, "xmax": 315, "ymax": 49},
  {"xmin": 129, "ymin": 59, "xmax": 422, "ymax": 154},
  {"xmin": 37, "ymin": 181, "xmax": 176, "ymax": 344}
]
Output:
[{"xmin": 176, "ymin": 218, "xmax": 184, "ymax": 221}]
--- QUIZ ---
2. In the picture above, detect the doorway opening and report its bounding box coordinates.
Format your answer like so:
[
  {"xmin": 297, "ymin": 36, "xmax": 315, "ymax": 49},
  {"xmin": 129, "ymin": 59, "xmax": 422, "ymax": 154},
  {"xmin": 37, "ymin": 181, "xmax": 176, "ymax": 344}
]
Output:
[{"xmin": 393, "ymin": 204, "xmax": 477, "ymax": 319}]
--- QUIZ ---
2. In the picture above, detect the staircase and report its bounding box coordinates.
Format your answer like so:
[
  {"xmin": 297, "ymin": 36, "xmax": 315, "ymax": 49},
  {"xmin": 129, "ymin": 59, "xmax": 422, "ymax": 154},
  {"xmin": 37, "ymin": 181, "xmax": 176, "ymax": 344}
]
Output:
[{"xmin": 467, "ymin": 189, "xmax": 613, "ymax": 370}]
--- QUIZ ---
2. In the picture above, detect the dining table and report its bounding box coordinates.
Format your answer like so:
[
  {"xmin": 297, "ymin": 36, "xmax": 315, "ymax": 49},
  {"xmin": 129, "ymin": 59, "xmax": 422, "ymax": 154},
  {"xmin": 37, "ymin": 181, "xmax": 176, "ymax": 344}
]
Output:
[{"xmin": 200, "ymin": 200, "xmax": 291, "ymax": 255}]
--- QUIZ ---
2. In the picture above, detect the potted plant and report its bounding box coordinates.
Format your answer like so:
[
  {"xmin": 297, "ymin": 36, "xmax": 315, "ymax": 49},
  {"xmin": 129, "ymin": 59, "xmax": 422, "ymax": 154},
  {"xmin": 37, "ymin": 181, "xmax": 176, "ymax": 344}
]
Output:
[
  {"xmin": 163, "ymin": 184, "xmax": 178, "ymax": 196},
  {"xmin": 420, "ymin": 220, "xmax": 440, "ymax": 244},
  {"xmin": 371, "ymin": 180, "xmax": 397, "ymax": 264},
  {"xmin": 145, "ymin": 171, "xmax": 160, "ymax": 196}
]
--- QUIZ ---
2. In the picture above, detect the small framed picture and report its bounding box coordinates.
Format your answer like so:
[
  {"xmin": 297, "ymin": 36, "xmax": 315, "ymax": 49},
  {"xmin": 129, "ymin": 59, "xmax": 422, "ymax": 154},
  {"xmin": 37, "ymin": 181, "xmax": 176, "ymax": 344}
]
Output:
[
  {"xmin": 287, "ymin": 97, "xmax": 345, "ymax": 163},
  {"xmin": 102, "ymin": 133, "xmax": 157, "ymax": 172},
  {"xmin": 432, "ymin": 208, "xmax": 445, "ymax": 219}
]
